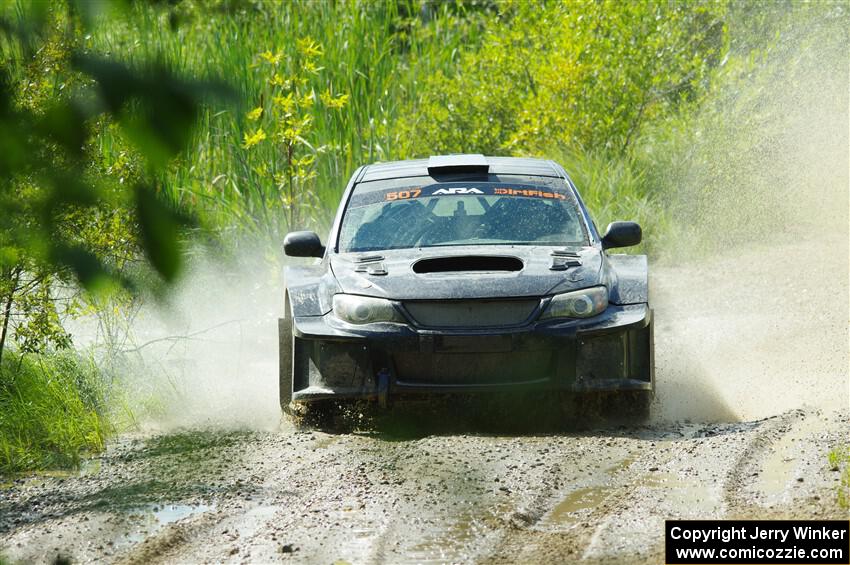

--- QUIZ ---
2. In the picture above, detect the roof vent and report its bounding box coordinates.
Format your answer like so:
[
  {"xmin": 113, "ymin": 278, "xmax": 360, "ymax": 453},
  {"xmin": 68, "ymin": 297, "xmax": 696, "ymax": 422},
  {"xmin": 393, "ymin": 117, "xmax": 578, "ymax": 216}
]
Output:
[{"xmin": 427, "ymin": 154, "xmax": 489, "ymax": 176}]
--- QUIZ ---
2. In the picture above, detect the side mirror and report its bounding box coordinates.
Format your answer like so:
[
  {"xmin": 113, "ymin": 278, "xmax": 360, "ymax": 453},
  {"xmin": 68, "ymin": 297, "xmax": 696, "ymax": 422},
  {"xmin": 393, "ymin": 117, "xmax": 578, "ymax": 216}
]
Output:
[
  {"xmin": 284, "ymin": 231, "xmax": 325, "ymax": 258},
  {"xmin": 601, "ymin": 221, "xmax": 642, "ymax": 249}
]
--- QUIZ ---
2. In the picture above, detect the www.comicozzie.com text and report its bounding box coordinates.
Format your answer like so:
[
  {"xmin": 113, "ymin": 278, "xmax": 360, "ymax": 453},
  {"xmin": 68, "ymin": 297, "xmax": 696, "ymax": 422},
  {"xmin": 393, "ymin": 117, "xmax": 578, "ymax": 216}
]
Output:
[{"xmin": 670, "ymin": 524, "xmax": 848, "ymax": 544}]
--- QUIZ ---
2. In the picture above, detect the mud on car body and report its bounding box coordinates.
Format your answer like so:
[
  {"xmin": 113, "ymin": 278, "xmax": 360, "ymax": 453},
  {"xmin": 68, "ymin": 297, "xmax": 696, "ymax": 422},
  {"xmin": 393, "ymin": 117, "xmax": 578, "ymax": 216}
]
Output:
[{"xmin": 279, "ymin": 154, "xmax": 654, "ymax": 422}]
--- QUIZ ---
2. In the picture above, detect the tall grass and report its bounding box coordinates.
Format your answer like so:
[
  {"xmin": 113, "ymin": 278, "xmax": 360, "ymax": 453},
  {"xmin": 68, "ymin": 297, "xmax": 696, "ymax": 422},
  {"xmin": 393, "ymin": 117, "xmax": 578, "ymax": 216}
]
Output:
[
  {"xmin": 828, "ymin": 446, "xmax": 850, "ymax": 508},
  {"xmin": 551, "ymin": 148, "xmax": 676, "ymax": 255},
  {"xmin": 0, "ymin": 352, "xmax": 109, "ymax": 474},
  {"xmin": 89, "ymin": 1, "xmax": 488, "ymax": 240}
]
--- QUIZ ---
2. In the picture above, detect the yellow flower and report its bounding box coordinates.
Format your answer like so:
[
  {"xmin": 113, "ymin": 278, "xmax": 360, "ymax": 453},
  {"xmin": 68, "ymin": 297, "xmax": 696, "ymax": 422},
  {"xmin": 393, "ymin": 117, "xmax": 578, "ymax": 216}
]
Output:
[
  {"xmin": 329, "ymin": 94, "xmax": 349, "ymax": 110},
  {"xmin": 273, "ymin": 92, "xmax": 295, "ymax": 113},
  {"xmin": 247, "ymin": 106, "xmax": 263, "ymax": 121},
  {"xmin": 321, "ymin": 89, "xmax": 349, "ymax": 109},
  {"xmin": 303, "ymin": 60, "xmax": 322, "ymax": 75},
  {"xmin": 259, "ymin": 50, "xmax": 282, "ymax": 65},
  {"xmin": 297, "ymin": 154, "xmax": 316, "ymax": 167},
  {"xmin": 242, "ymin": 128, "xmax": 267, "ymax": 149},
  {"xmin": 300, "ymin": 91, "xmax": 315, "ymax": 108},
  {"xmin": 296, "ymin": 37, "xmax": 323, "ymax": 58},
  {"xmin": 270, "ymin": 73, "xmax": 291, "ymax": 88}
]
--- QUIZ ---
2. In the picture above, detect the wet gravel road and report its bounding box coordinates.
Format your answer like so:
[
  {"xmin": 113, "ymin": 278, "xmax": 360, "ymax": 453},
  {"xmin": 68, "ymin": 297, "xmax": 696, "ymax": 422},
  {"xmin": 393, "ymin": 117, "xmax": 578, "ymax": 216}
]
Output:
[
  {"xmin": 1, "ymin": 238, "xmax": 847, "ymax": 564},
  {"xmin": 0, "ymin": 408, "xmax": 847, "ymax": 564}
]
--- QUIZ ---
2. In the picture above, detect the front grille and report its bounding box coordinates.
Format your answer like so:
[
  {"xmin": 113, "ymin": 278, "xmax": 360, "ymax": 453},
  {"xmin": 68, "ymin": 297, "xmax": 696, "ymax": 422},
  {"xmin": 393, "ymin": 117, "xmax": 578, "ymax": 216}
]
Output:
[
  {"xmin": 402, "ymin": 299, "xmax": 539, "ymax": 328},
  {"xmin": 393, "ymin": 351, "xmax": 553, "ymax": 385}
]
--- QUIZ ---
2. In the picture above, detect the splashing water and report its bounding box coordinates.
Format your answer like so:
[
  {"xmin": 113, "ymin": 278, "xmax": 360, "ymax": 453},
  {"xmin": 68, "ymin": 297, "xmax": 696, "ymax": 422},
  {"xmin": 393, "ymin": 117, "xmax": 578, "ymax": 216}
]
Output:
[
  {"xmin": 82, "ymin": 249, "xmax": 287, "ymax": 432},
  {"xmin": 650, "ymin": 14, "xmax": 849, "ymax": 422}
]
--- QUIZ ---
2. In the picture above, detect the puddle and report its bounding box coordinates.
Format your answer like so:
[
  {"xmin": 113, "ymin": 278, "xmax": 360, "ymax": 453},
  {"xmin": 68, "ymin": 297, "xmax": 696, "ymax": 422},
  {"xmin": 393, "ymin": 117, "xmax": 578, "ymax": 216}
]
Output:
[
  {"xmin": 757, "ymin": 414, "xmax": 822, "ymax": 500},
  {"xmin": 19, "ymin": 458, "xmax": 103, "ymax": 488},
  {"xmin": 542, "ymin": 469, "xmax": 719, "ymax": 531},
  {"xmin": 404, "ymin": 512, "xmax": 490, "ymax": 565},
  {"xmin": 606, "ymin": 454, "xmax": 636, "ymax": 474},
  {"xmin": 538, "ymin": 452, "xmax": 636, "ymax": 529},
  {"xmin": 124, "ymin": 503, "xmax": 214, "ymax": 543},
  {"xmin": 637, "ymin": 472, "xmax": 720, "ymax": 515},
  {"xmin": 544, "ymin": 486, "xmax": 613, "ymax": 527},
  {"xmin": 639, "ymin": 472, "xmax": 682, "ymax": 488},
  {"xmin": 79, "ymin": 457, "xmax": 102, "ymax": 476},
  {"xmin": 228, "ymin": 504, "xmax": 279, "ymax": 539}
]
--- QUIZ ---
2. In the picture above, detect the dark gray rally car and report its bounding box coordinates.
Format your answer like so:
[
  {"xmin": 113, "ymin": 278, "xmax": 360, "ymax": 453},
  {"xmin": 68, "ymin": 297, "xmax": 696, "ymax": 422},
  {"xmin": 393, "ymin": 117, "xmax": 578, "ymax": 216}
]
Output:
[{"xmin": 279, "ymin": 154, "xmax": 654, "ymax": 422}]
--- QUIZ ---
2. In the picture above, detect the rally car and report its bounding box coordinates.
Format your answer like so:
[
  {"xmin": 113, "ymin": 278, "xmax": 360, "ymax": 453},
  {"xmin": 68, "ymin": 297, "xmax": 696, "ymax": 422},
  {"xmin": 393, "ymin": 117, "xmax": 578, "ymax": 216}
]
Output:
[{"xmin": 279, "ymin": 154, "xmax": 654, "ymax": 424}]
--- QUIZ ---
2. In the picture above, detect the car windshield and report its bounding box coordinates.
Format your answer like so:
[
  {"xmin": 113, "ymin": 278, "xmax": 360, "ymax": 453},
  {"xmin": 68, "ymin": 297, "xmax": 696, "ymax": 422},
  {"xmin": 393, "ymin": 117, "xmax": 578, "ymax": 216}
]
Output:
[{"xmin": 338, "ymin": 176, "xmax": 588, "ymax": 253}]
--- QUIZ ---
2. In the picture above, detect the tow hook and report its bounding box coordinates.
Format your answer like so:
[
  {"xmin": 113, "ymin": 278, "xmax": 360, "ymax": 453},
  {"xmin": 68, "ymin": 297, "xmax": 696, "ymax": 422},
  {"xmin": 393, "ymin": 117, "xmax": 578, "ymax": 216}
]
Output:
[{"xmin": 377, "ymin": 368, "xmax": 390, "ymax": 409}]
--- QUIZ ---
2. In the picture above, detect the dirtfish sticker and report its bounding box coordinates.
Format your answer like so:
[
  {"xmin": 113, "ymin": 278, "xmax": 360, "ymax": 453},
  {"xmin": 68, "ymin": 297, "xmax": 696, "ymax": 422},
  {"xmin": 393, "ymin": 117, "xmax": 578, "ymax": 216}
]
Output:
[{"xmin": 494, "ymin": 187, "xmax": 566, "ymax": 200}]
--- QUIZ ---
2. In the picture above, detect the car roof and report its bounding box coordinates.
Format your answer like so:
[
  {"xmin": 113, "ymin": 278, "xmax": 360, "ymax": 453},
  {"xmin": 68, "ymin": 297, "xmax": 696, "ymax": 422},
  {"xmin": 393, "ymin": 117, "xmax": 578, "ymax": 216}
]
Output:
[{"xmin": 359, "ymin": 154, "xmax": 563, "ymax": 183}]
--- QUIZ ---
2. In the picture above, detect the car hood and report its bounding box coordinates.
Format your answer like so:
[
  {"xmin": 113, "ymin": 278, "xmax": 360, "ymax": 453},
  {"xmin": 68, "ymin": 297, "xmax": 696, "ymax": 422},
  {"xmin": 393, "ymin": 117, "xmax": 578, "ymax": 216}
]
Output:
[{"xmin": 330, "ymin": 245, "xmax": 603, "ymax": 300}]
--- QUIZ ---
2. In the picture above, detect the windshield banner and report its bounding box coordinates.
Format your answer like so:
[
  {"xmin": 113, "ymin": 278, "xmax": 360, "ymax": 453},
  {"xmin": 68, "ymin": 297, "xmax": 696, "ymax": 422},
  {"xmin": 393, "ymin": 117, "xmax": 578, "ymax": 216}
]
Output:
[{"xmin": 347, "ymin": 182, "xmax": 575, "ymax": 208}]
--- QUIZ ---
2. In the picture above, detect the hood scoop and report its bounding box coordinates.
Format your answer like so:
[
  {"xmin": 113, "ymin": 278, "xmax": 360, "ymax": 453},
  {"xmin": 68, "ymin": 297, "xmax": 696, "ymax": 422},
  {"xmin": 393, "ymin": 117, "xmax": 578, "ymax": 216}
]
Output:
[
  {"xmin": 549, "ymin": 249, "xmax": 582, "ymax": 271},
  {"xmin": 413, "ymin": 255, "xmax": 523, "ymax": 274},
  {"xmin": 353, "ymin": 254, "xmax": 387, "ymax": 276}
]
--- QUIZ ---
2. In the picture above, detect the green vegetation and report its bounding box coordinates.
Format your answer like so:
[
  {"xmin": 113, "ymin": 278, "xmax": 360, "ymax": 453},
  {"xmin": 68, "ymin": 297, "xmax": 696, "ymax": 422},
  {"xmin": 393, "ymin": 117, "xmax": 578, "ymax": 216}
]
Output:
[
  {"xmin": 400, "ymin": 1, "xmax": 726, "ymax": 156},
  {"xmin": 0, "ymin": 351, "xmax": 108, "ymax": 473},
  {"xmin": 0, "ymin": 0, "xmax": 846, "ymax": 473},
  {"xmin": 84, "ymin": 1, "xmax": 489, "ymax": 237},
  {"xmin": 78, "ymin": 0, "xmax": 847, "ymax": 251},
  {"xmin": 0, "ymin": 0, "xmax": 228, "ymax": 473},
  {"xmin": 828, "ymin": 446, "xmax": 850, "ymax": 508}
]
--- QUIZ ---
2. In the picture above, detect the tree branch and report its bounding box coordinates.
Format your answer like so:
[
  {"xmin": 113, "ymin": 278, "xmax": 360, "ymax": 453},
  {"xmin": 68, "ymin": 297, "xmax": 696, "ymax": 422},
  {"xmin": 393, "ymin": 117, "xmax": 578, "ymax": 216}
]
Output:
[{"xmin": 120, "ymin": 318, "xmax": 248, "ymax": 354}]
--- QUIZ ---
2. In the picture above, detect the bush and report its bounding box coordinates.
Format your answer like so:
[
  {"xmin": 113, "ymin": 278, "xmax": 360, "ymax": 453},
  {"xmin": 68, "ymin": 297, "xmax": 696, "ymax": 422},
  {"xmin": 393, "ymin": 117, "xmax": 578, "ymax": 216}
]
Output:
[
  {"xmin": 0, "ymin": 352, "xmax": 109, "ymax": 474},
  {"xmin": 398, "ymin": 0, "xmax": 727, "ymax": 158}
]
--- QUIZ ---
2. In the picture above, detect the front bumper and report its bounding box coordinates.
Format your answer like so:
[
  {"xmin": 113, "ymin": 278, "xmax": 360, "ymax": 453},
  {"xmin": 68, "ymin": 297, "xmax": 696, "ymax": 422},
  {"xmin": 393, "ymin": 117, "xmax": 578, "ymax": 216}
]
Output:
[{"xmin": 284, "ymin": 304, "xmax": 654, "ymax": 403}]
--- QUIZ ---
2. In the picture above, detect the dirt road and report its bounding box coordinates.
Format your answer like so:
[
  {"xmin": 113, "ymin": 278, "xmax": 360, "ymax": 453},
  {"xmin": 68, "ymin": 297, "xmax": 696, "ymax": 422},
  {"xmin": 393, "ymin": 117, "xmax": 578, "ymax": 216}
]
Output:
[
  {"xmin": 0, "ymin": 409, "xmax": 846, "ymax": 564},
  {"xmin": 1, "ymin": 238, "xmax": 848, "ymax": 564}
]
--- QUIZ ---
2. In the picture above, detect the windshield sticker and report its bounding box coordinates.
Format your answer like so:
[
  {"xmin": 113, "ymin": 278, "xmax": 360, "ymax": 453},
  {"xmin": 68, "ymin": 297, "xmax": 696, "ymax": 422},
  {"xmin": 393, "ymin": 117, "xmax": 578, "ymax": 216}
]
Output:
[
  {"xmin": 431, "ymin": 187, "xmax": 484, "ymax": 195},
  {"xmin": 350, "ymin": 183, "xmax": 574, "ymax": 207},
  {"xmin": 494, "ymin": 187, "xmax": 567, "ymax": 200},
  {"xmin": 384, "ymin": 188, "xmax": 422, "ymax": 201}
]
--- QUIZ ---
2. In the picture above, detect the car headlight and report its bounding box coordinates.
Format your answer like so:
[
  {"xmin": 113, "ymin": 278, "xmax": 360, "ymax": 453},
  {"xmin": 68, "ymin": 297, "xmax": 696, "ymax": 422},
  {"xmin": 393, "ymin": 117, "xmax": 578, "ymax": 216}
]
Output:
[
  {"xmin": 540, "ymin": 286, "xmax": 608, "ymax": 320},
  {"xmin": 332, "ymin": 294, "xmax": 405, "ymax": 325}
]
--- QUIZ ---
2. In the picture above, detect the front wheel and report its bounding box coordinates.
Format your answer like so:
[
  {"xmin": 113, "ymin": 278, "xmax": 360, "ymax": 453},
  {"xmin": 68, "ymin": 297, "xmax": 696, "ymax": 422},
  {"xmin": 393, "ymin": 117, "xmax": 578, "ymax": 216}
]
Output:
[
  {"xmin": 292, "ymin": 401, "xmax": 361, "ymax": 433},
  {"xmin": 609, "ymin": 390, "xmax": 653, "ymax": 422},
  {"xmin": 278, "ymin": 302, "xmax": 293, "ymax": 414},
  {"xmin": 560, "ymin": 390, "xmax": 653, "ymax": 425}
]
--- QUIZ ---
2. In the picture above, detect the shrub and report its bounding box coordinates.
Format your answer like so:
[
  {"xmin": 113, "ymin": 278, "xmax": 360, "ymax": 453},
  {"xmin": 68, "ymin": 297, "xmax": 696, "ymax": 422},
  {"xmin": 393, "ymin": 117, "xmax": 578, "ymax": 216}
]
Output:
[
  {"xmin": 398, "ymin": 0, "xmax": 727, "ymax": 158},
  {"xmin": 0, "ymin": 352, "xmax": 109, "ymax": 474}
]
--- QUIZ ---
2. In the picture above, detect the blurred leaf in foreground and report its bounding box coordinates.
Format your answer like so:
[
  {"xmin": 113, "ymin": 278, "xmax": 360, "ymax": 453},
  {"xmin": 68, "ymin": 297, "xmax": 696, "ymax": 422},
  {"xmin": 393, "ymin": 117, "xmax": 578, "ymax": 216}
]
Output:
[{"xmin": 0, "ymin": 0, "xmax": 233, "ymax": 361}]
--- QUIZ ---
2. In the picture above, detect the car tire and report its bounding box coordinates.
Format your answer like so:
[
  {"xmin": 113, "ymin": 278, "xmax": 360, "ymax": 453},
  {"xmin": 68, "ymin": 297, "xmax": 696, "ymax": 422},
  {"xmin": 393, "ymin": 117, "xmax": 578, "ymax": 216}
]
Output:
[
  {"xmin": 560, "ymin": 390, "xmax": 653, "ymax": 426},
  {"xmin": 279, "ymin": 294, "xmax": 293, "ymax": 415},
  {"xmin": 292, "ymin": 401, "xmax": 349, "ymax": 432},
  {"xmin": 607, "ymin": 390, "xmax": 653, "ymax": 423},
  {"xmin": 558, "ymin": 392, "xmax": 592, "ymax": 428}
]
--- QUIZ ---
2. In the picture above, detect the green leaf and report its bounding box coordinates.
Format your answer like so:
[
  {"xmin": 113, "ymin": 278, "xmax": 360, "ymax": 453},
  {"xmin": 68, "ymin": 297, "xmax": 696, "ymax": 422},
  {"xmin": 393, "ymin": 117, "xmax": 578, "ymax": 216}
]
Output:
[
  {"xmin": 52, "ymin": 244, "xmax": 112, "ymax": 294},
  {"xmin": 134, "ymin": 185, "xmax": 183, "ymax": 282}
]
